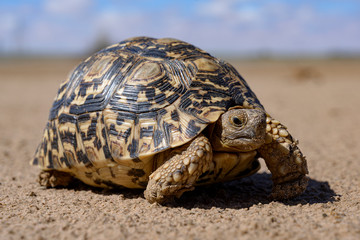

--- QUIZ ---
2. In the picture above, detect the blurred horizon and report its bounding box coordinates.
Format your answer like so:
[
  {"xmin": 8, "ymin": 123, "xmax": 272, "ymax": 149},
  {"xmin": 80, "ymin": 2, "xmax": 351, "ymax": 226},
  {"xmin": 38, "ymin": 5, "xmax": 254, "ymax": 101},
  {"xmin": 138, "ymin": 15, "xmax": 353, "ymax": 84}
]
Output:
[{"xmin": 1, "ymin": 0, "xmax": 360, "ymax": 59}]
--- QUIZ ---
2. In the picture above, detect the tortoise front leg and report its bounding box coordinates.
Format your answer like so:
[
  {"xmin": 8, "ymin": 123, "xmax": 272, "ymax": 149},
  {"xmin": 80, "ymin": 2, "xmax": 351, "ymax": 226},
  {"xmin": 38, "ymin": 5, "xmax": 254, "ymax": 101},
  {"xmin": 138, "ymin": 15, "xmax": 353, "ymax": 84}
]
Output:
[
  {"xmin": 144, "ymin": 135, "xmax": 213, "ymax": 204},
  {"xmin": 259, "ymin": 116, "xmax": 309, "ymax": 200}
]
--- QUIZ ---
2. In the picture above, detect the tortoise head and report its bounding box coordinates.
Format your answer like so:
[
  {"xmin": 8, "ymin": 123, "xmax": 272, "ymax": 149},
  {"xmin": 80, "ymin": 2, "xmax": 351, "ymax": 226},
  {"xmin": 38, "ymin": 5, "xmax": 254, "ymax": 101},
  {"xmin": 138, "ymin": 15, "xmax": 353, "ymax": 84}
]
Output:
[{"xmin": 211, "ymin": 107, "xmax": 267, "ymax": 152}]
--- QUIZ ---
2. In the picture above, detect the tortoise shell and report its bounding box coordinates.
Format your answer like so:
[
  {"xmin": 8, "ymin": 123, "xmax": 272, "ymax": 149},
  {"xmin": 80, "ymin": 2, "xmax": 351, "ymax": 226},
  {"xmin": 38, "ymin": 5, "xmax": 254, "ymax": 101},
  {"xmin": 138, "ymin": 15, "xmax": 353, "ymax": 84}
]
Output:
[{"xmin": 32, "ymin": 37, "xmax": 264, "ymax": 188}]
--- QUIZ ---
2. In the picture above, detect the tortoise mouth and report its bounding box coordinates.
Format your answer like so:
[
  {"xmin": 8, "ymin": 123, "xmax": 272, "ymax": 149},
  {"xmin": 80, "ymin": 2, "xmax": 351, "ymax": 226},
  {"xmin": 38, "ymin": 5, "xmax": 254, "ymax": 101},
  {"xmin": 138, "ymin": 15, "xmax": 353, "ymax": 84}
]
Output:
[
  {"xmin": 222, "ymin": 137, "xmax": 265, "ymax": 152},
  {"xmin": 211, "ymin": 133, "xmax": 265, "ymax": 152}
]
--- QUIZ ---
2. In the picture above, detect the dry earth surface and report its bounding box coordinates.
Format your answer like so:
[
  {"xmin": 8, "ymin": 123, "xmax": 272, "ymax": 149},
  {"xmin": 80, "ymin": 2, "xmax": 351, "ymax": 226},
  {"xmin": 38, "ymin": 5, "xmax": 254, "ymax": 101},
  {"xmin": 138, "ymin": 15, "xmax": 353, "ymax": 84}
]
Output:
[{"xmin": 0, "ymin": 58, "xmax": 359, "ymax": 240}]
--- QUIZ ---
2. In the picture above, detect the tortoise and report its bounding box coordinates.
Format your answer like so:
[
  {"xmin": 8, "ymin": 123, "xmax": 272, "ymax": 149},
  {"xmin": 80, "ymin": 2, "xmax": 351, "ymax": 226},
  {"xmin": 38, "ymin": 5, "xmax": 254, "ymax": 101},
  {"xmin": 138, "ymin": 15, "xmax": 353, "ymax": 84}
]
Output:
[{"xmin": 32, "ymin": 37, "xmax": 308, "ymax": 203}]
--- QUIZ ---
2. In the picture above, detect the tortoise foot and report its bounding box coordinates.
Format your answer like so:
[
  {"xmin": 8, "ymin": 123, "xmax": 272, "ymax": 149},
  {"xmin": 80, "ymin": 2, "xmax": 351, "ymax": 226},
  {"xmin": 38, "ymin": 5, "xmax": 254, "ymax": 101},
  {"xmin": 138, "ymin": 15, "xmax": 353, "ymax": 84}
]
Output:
[
  {"xmin": 38, "ymin": 170, "xmax": 73, "ymax": 188},
  {"xmin": 271, "ymin": 175, "xmax": 309, "ymax": 200}
]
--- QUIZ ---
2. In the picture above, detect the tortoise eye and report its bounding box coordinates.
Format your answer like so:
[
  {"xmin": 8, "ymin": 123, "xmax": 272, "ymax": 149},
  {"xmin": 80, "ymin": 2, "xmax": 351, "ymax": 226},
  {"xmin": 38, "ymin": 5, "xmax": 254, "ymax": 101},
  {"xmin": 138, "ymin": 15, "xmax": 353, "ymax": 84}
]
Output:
[
  {"xmin": 230, "ymin": 114, "xmax": 247, "ymax": 127},
  {"xmin": 231, "ymin": 116, "xmax": 244, "ymax": 126}
]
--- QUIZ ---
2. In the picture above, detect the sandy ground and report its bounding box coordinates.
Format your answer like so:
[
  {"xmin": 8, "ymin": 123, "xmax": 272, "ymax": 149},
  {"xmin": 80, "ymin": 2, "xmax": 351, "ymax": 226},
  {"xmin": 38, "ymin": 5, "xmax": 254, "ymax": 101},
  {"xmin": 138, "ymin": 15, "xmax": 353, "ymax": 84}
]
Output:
[{"xmin": 0, "ymin": 58, "xmax": 359, "ymax": 240}]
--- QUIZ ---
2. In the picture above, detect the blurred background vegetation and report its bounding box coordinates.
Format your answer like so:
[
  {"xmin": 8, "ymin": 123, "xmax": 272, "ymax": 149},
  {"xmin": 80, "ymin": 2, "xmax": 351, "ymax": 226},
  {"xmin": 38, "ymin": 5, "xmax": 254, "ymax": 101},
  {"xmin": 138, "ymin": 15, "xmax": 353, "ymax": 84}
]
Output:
[{"xmin": 0, "ymin": 0, "xmax": 359, "ymax": 59}]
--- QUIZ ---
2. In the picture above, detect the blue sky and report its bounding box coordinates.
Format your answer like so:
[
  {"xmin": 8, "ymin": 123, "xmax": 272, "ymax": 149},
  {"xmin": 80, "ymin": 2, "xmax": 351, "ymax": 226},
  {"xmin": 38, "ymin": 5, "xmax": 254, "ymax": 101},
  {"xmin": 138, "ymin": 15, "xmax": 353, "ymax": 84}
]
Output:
[{"xmin": 1, "ymin": 0, "xmax": 359, "ymax": 56}]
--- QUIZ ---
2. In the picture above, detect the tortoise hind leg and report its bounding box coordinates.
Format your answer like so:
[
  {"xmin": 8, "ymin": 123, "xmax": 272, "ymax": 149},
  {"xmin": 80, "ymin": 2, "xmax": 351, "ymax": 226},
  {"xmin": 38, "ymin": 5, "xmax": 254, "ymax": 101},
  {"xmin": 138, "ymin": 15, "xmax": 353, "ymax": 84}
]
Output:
[
  {"xmin": 38, "ymin": 170, "xmax": 74, "ymax": 188},
  {"xmin": 144, "ymin": 134, "xmax": 213, "ymax": 204}
]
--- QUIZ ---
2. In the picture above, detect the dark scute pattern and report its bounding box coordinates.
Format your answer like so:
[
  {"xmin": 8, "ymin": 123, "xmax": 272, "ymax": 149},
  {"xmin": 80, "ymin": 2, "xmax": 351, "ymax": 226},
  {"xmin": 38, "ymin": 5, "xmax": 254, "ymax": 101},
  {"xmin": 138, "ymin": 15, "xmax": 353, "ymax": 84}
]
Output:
[
  {"xmin": 138, "ymin": 111, "xmax": 157, "ymax": 119},
  {"xmin": 93, "ymin": 137, "xmax": 102, "ymax": 150},
  {"xmin": 127, "ymin": 168, "xmax": 146, "ymax": 177},
  {"xmin": 108, "ymin": 124, "xmax": 132, "ymax": 144},
  {"xmin": 103, "ymin": 144, "xmax": 112, "ymax": 159},
  {"xmin": 76, "ymin": 150, "xmax": 91, "ymax": 166},
  {"xmin": 79, "ymin": 82, "xmax": 92, "ymax": 97},
  {"xmin": 185, "ymin": 120, "xmax": 201, "ymax": 138},
  {"xmin": 60, "ymin": 157, "xmax": 71, "ymax": 168},
  {"xmin": 140, "ymin": 125, "xmax": 154, "ymax": 138},
  {"xmin": 68, "ymin": 56, "xmax": 127, "ymax": 116},
  {"xmin": 153, "ymin": 129, "xmax": 164, "ymax": 148},
  {"xmin": 46, "ymin": 150, "xmax": 53, "ymax": 169},
  {"xmin": 117, "ymin": 37, "xmax": 155, "ymax": 47},
  {"xmin": 50, "ymin": 124, "xmax": 59, "ymax": 151},
  {"xmin": 58, "ymin": 113, "xmax": 77, "ymax": 124},
  {"xmin": 141, "ymin": 48, "xmax": 168, "ymax": 58},
  {"xmin": 166, "ymin": 92, "xmax": 179, "ymax": 104},
  {"xmin": 93, "ymin": 179, "xmax": 126, "ymax": 188},
  {"xmin": 59, "ymin": 130, "xmax": 77, "ymax": 149},
  {"xmin": 78, "ymin": 113, "xmax": 91, "ymax": 122},
  {"xmin": 122, "ymin": 128, "xmax": 132, "ymax": 144},
  {"xmin": 48, "ymin": 56, "xmax": 90, "ymax": 120},
  {"xmin": 221, "ymin": 61, "xmax": 264, "ymax": 110},
  {"xmin": 171, "ymin": 110, "xmax": 180, "ymax": 121},
  {"xmin": 127, "ymin": 139, "xmax": 139, "ymax": 158},
  {"xmin": 109, "ymin": 59, "xmax": 191, "ymax": 114},
  {"xmin": 179, "ymin": 96, "xmax": 192, "ymax": 109},
  {"xmin": 126, "ymin": 46, "xmax": 143, "ymax": 54}
]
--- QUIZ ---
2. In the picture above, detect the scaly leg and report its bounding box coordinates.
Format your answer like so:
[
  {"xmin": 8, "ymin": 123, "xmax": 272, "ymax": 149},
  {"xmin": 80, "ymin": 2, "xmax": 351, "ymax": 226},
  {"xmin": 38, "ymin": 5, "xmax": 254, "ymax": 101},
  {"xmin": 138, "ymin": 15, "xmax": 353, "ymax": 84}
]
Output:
[
  {"xmin": 38, "ymin": 170, "xmax": 73, "ymax": 188},
  {"xmin": 144, "ymin": 135, "xmax": 213, "ymax": 204},
  {"xmin": 259, "ymin": 115, "xmax": 309, "ymax": 199}
]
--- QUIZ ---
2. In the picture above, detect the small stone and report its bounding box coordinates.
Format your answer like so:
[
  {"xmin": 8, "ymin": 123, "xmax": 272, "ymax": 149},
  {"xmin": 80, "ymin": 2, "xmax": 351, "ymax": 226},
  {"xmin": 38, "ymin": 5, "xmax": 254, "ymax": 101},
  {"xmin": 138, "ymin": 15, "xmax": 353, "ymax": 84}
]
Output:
[{"xmin": 29, "ymin": 192, "xmax": 37, "ymax": 197}]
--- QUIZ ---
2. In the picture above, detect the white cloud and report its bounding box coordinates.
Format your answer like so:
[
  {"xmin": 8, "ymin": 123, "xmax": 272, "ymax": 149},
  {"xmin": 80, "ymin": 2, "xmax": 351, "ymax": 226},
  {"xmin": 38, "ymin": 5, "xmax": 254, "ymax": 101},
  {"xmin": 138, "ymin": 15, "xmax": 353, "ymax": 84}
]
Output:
[
  {"xmin": 192, "ymin": 1, "xmax": 360, "ymax": 54},
  {"xmin": 198, "ymin": 0, "xmax": 235, "ymax": 18},
  {"xmin": 44, "ymin": 0, "xmax": 94, "ymax": 16},
  {"xmin": 94, "ymin": 10, "xmax": 154, "ymax": 42},
  {"xmin": 1, "ymin": 0, "xmax": 359, "ymax": 56},
  {"xmin": 0, "ymin": 13, "xmax": 18, "ymax": 34},
  {"xmin": 24, "ymin": 19, "xmax": 89, "ymax": 54},
  {"xmin": 197, "ymin": 0, "xmax": 260, "ymax": 24}
]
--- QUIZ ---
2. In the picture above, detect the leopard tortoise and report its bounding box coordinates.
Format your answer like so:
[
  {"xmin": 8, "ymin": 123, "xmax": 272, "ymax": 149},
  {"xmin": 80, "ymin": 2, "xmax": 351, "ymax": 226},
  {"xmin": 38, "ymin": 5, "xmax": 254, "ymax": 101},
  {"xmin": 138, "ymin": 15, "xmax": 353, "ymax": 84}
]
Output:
[{"xmin": 32, "ymin": 37, "xmax": 308, "ymax": 203}]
